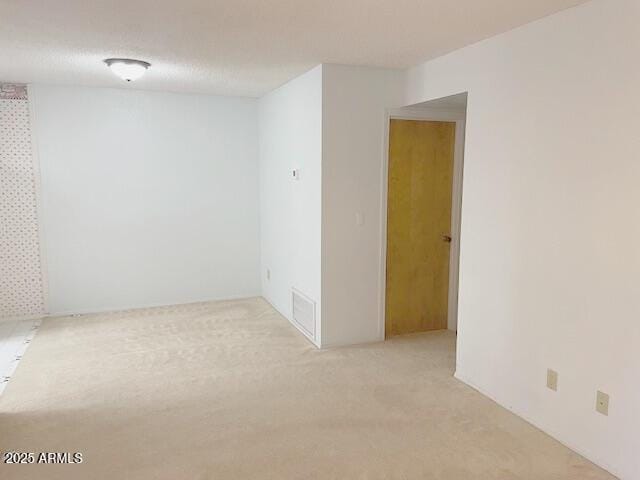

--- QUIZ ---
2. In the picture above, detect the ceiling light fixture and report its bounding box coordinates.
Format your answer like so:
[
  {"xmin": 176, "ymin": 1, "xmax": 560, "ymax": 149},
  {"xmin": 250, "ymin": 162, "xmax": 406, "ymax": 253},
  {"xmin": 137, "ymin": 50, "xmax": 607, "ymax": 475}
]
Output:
[{"xmin": 104, "ymin": 58, "xmax": 151, "ymax": 82}]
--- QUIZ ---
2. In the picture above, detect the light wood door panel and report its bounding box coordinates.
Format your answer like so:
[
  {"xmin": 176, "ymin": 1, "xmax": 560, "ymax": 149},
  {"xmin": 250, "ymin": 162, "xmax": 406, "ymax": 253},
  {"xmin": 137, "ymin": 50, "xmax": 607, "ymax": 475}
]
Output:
[{"xmin": 385, "ymin": 119, "xmax": 455, "ymax": 337}]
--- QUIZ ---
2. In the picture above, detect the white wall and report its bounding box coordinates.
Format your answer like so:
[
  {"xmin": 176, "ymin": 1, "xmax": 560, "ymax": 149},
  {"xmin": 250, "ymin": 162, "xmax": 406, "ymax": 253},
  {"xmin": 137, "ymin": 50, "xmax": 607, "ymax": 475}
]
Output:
[
  {"xmin": 258, "ymin": 66, "xmax": 323, "ymax": 345},
  {"xmin": 30, "ymin": 85, "xmax": 260, "ymax": 315},
  {"xmin": 405, "ymin": 0, "xmax": 640, "ymax": 478},
  {"xmin": 321, "ymin": 65, "xmax": 405, "ymax": 347}
]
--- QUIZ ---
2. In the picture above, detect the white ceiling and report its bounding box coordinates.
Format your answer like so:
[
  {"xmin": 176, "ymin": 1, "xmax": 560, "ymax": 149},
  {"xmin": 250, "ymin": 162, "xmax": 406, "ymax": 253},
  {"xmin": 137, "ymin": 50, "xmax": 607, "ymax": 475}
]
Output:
[{"xmin": 0, "ymin": 0, "xmax": 588, "ymax": 97}]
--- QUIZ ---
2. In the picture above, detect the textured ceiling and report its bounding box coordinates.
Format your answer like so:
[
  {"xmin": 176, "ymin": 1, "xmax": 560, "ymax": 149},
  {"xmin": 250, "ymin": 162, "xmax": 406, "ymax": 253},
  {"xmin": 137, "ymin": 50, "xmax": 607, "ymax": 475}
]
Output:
[{"xmin": 0, "ymin": 0, "xmax": 588, "ymax": 97}]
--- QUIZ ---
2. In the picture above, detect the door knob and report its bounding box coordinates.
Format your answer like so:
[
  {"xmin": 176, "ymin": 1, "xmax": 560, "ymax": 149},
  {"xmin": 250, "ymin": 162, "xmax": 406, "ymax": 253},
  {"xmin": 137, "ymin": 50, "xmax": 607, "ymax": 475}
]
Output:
[{"xmin": 442, "ymin": 234, "xmax": 452, "ymax": 243}]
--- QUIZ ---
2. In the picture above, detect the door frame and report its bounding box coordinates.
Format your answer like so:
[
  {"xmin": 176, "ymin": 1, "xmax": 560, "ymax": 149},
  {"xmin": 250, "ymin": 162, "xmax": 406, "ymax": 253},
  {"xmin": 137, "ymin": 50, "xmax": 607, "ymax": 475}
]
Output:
[{"xmin": 378, "ymin": 106, "xmax": 466, "ymax": 339}]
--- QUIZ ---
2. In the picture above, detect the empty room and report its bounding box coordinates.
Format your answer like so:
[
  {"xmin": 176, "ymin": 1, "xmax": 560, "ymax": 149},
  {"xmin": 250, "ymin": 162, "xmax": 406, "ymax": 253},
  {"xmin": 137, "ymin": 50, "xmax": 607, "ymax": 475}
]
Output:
[{"xmin": 0, "ymin": 0, "xmax": 638, "ymax": 478}]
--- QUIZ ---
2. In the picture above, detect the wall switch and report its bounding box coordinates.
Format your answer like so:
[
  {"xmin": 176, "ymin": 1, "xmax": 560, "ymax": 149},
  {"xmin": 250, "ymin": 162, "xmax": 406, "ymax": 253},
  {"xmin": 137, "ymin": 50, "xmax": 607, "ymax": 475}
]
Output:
[
  {"xmin": 355, "ymin": 212, "xmax": 365, "ymax": 226},
  {"xmin": 596, "ymin": 391, "xmax": 609, "ymax": 416},
  {"xmin": 546, "ymin": 369, "xmax": 558, "ymax": 391},
  {"xmin": 266, "ymin": 269, "xmax": 271, "ymax": 281},
  {"xmin": 292, "ymin": 169, "xmax": 300, "ymax": 180}
]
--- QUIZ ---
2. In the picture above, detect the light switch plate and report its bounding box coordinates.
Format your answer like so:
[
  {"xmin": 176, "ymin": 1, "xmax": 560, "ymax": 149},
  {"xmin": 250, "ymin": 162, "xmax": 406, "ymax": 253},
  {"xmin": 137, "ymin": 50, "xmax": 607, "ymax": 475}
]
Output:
[
  {"xmin": 546, "ymin": 369, "xmax": 558, "ymax": 391},
  {"xmin": 596, "ymin": 391, "xmax": 609, "ymax": 416}
]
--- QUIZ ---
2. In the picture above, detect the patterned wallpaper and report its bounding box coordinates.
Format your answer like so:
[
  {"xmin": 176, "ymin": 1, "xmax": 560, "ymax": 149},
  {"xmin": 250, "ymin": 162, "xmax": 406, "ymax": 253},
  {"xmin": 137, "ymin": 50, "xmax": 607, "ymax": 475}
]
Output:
[{"xmin": 0, "ymin": 83, "xmax": 45, "ymax": 319}]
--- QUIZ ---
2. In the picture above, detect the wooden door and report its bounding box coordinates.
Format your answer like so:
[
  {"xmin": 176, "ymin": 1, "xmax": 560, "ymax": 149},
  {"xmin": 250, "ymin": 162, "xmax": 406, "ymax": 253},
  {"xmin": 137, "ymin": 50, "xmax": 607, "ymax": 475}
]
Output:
[{"xmin": 385, "ymin": 119, "xmax": 456, "ymax": 336}]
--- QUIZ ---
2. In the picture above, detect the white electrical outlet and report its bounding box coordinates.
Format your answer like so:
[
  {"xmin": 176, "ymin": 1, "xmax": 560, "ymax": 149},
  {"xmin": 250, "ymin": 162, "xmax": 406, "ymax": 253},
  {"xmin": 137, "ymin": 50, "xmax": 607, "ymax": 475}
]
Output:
[
  {"xmin": 596, "ymin": 391, "xmax": 609, "ymax": 416},
  {"xmin": 546, "ymin": 369, "xmax": 558, "ymax": 391}
]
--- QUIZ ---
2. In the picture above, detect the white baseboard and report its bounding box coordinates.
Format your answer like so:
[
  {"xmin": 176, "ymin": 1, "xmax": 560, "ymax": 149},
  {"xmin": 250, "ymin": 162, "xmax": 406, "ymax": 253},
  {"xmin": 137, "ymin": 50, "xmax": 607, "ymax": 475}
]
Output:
[
  {"xmin": 453, "ymin": 371, "xmax": 621, "ymax": 480},
  {"xmin": 45, "ymin": 293, "xmax": 262, "ymax": 319}
]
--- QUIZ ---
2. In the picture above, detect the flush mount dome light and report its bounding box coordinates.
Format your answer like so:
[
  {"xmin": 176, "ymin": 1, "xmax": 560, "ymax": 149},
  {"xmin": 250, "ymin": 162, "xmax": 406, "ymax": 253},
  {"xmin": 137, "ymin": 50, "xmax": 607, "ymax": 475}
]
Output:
[{"xmin": 104, "ymin": 58, "xmax": 151, "ymax": 82}]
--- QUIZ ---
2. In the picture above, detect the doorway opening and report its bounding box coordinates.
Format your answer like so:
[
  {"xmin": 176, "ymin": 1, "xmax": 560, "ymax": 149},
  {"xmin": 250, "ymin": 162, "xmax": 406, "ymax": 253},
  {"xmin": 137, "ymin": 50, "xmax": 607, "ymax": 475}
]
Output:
[{"xmin": 381, "ymin": 93, "xmax": 467, "ymax": 341}]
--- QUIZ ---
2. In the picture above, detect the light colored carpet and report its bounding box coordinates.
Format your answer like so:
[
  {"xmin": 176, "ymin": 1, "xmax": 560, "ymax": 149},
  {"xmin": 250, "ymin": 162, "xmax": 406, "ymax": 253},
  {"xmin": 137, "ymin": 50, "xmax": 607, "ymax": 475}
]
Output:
[{"xmin": 0, "ymin": 297, "xmax": 614, "ymax": 479}]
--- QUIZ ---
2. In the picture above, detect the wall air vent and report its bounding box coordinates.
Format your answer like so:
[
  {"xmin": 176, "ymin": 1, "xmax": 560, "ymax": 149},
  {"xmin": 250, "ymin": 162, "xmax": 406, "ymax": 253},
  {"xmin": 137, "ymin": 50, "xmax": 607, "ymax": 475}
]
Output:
[{"xmin": 291, "ymin": 288, "xmax": 316, "ymax": 339}]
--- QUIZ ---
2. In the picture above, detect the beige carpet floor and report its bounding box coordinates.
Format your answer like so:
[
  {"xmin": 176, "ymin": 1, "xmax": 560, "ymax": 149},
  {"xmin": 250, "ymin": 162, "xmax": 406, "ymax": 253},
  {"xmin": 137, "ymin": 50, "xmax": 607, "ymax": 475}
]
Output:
[{"xmin": 0, "ymin": 297, "xmax": 614, "ymax": 479}]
